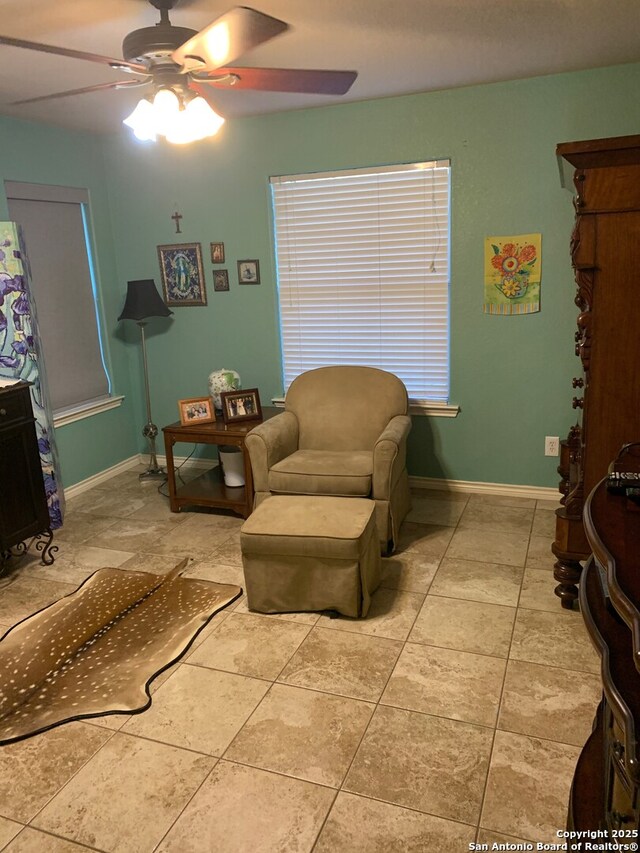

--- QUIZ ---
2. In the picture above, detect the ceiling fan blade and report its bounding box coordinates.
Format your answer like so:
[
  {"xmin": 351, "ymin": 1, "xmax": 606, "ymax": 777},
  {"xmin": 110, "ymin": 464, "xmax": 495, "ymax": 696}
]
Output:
[
  {"xmin": 198, "ymin": 66, "xmax": 358, "ymax": 95},
  {"xmin": 172, "ymin": 7, "xmax": 288, "ymax": 73},
  {"xmin": 0, "ymin": 34, "xmax": 147, "ymax": 73},
  {"xmin": 12, "ymin": 79, "xmax": 148, "ymax": 107}
]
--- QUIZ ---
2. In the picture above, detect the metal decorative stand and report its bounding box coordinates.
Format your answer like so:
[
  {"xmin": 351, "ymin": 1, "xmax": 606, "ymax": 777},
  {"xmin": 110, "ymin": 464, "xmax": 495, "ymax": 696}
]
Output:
[
  {"xmin": 1, "ymin": 529, "xmax": 58, "ymax": 571},
  {"xmin": 138, "ymin": 321, "xmax": 166, "ymax": 481}
]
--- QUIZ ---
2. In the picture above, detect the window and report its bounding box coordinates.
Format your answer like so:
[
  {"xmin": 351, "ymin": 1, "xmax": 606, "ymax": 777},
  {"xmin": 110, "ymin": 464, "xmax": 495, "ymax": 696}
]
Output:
[
  {"xmin": 270, "ymin": 160, "xmax": 451, "ymax": 404},
  {"xmin": 5, "ymin": 182, "xmax": 113, "ymax": 418}
]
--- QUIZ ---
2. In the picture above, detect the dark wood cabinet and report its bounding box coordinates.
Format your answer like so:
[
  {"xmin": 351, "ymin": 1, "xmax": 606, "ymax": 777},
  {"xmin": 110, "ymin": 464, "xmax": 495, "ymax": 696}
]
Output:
[
  {"xmin": 552, "ymin": 135, "xmax": 640, "ymax": 609},
  {"xmin": 0, "ymin": 381, "xmax": 55, "ymax": 565},
  {"xmin": 569, "ymin": 472, "xmax": 640, "ymax": 839}
]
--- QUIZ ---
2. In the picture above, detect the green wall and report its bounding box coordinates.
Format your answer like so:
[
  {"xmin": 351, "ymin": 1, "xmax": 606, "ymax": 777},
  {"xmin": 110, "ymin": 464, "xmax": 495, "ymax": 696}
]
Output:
[
  {"xmin": 0, "ymin": 117, "xmax": 140, "ymax": 486},
  {"xmin": 2, "ymin": 62, "xmax": 639, "ymax": 488},
  {"xmin": 101, "ymin": 61, "xmax": 640, "ymax": 488}
]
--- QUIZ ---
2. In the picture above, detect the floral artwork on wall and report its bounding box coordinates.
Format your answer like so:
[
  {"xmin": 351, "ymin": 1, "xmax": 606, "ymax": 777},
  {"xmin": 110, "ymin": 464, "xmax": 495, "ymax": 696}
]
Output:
[
  {"xmin": 483, "ymin": 234, "xmax": 542, "ymax": 315},
  {"xmin": 0, "ymin": 222, "xmax": 64, "ymax": 528},
  {"xmin": 157, "ymin": 243, "xmax": 207, "ymax": 306}
]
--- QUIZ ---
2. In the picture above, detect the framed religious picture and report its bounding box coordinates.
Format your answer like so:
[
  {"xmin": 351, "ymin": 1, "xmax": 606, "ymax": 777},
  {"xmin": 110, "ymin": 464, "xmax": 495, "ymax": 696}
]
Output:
[
  {"xmin": 213, "ymin": 269, "xmax": 229, "ymax": 291},
  {"xmin": 158, "ymin": 243, "xmax": 207, "ymax": 306},
  {"xmin": 237, "ymin": 259, "xmax": 260, "ymax": 285},
  {"xmin": 178, "ymin": 396, "xmax": 215, "ymax": 426},
  {"xmin": 220, "ymin": 388, "xmax": 262, "ymax": 424},
  {"xmin": 210, "ymin": 242, "xmax": 225, "ymax": 264}
]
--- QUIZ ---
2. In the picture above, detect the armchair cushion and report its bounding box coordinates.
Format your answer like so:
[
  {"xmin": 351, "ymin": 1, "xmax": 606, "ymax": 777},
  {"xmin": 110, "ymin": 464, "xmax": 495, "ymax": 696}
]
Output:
[{"xmin": 269, "ymin": 450, "xmax": 373, "ymax": 497}]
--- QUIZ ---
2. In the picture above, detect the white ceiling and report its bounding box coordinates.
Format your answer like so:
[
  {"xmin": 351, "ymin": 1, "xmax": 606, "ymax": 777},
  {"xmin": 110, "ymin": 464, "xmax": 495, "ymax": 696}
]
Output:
[{"xmin": 0, "ymin": 0, "xmax": 638, "ymax": 135}]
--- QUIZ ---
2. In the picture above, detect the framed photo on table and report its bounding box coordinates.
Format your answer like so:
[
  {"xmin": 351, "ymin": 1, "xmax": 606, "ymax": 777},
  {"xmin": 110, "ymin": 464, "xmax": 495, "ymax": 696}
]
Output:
[
  {"xmin": 178, "ymin": 396, "xmax": 215, "ymax": 426},
  {"xmin": 220, "ymin": 388, "xmax": 262, "ymax": 424},
  {"xmin": 158, "ymin": 243, "xmax": 206, "ymax": 306}
]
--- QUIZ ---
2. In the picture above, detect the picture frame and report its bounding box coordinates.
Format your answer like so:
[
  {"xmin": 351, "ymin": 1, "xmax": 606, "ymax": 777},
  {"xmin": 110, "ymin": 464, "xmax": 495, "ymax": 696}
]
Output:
[
  {"xmin": 237, "ymin": 259, "xmax": 260, "ymax": 285},
  {"xmin": 178, "ymin": 396, "xmax": 215, "ymax": 426},
  {"xmin": 213, "ymin": 269, "xmax": 229, "ymax": 292},
  {"xmin": 158, "ymin": 243, "xmax": 207, "ymax": 306},
  {"xmin": 220, "ymin": 388, "xmax": 262, "ymax": 424},
  {"xmin": 210, "ymin": 242, "xmax": 225, "ymax": 264}
]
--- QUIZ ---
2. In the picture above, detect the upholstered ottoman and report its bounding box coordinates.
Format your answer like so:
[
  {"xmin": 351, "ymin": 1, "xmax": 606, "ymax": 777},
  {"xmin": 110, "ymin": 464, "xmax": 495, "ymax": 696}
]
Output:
[{"xmin": 240, "ymin": 496, "xmax": 381, "ymax": 617}]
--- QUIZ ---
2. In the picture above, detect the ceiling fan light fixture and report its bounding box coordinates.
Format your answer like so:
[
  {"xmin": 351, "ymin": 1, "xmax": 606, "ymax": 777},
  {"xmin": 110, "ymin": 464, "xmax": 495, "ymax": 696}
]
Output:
[{"xmin": 123, "ymin": 87, "xmax": 224, "ymax": 145}]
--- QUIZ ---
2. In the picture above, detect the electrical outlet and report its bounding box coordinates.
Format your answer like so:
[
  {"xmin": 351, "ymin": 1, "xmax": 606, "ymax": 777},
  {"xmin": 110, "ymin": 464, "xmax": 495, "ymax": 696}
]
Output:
[{"xmin": 545, "ymin": 436, "xmax": 560, "ymax": 457}]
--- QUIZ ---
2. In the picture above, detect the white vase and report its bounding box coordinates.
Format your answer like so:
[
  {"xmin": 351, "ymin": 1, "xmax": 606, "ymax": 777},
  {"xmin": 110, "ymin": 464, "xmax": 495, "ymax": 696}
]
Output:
[{"xmin": 208, "ymin": 368, "xmax": 241, "ymax": 411}]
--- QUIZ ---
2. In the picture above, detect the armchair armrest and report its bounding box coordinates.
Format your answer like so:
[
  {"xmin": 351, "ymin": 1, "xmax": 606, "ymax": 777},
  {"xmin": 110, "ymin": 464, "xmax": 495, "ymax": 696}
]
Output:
[
  {"xmin": 372, "ymin": 415, "xmax": 411, "ymax": 500},
  {"xmin": 245, "ymin": 411, "xmax": 299, "ymax": 493}
]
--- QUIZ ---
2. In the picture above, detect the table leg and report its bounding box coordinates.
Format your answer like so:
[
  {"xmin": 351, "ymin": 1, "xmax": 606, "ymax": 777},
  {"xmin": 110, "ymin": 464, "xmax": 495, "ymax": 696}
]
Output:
[
  {"xmin": 242, "ymin": 443, "xmax": 254, "ymax": 518},
  {"xmin": 165, "ymin": 435, "xmax": 179, "ymax": 512}
]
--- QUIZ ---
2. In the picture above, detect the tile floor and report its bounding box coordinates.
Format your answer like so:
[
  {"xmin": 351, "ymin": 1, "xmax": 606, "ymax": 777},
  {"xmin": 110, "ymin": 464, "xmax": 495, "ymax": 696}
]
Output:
[{"xmin": 0, "ymin": 468, "xmax": 601, "ymax": 852}]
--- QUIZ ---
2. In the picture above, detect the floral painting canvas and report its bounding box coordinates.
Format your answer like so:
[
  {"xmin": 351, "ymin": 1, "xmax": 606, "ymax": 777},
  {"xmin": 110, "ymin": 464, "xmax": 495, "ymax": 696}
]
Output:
[
  {"xmin": 0, "ymin": 222, "xmax": 64, "ymax": 528},
  {"xmin": 157, "ymin": 243, "xmax": 207, "ymax": 306},
  {"xmin": 483, "ymin": 234, "xmax": 541, "ymax": 315}
]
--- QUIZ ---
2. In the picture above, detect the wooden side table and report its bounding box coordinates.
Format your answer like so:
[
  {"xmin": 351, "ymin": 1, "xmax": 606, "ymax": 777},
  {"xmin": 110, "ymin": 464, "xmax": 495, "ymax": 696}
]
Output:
[{"xmin": 162, "ymin": 407, "xmax": 280, "ymax": 519}]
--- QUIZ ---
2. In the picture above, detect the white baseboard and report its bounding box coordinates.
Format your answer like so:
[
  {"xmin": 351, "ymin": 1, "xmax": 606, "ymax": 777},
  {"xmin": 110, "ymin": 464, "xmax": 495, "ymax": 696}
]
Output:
[
  {"xmin": 409, "ymin": 475, "xmax": 559, "ymax": 502},
  {"xmin": 64, "ymin": 453, "xmax": 217, "ymax": 499}
]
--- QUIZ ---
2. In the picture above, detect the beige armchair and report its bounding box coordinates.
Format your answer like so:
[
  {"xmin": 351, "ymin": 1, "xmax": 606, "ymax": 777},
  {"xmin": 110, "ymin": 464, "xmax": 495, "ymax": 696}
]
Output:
[{"xmin": 245, "ymin": 366, "xmax": 412, "ymax": 553}]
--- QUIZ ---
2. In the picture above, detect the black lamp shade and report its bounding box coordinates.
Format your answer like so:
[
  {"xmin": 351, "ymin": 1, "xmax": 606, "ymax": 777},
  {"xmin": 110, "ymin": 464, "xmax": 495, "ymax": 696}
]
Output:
[{"xmin": 118, "ymin": 279, "xmax": 173, "ymax": 321}]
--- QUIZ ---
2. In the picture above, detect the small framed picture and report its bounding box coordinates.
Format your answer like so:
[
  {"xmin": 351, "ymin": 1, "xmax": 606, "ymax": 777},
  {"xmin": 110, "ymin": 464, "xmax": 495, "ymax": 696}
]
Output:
[
  {"xmin": 213, "ymin": 269, "xmax": 229, "ymax": 291},
  {"xmin": 237, "ymin": 259, "xmax": 260, "ymax": 285},
  {"xmin": 178, "ymin": 396, "xmax": 215, "ymax": 426},
  {"xmin": 158, "ymin": 243, "xmax": 207, "ymax": 306},
  {"xmin": 220, "ymin": 388, "xmax": 262, "ymax": 424},
  {"xmin": 210, "ymin": 242, "xmax": 225, "ymax": 264}
]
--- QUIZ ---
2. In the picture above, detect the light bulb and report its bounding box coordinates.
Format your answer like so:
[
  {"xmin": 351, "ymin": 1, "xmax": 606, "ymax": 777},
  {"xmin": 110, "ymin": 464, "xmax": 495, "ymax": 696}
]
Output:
[
  {"xmin": 122, "ymin": 99, "xmax": 156, "ymax": 141},
  {"xmin": 165, "ymin": 97, "xmax": 225, "ymax": 145},
  {"xmin": 152, "ymin": 89, "xmax": 180, "ymax": 137}
]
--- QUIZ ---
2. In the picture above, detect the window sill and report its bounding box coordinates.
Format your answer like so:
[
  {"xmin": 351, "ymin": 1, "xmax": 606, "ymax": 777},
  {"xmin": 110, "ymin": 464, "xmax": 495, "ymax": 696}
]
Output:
[
  {"xmin": 53, "ymin": 395, "xmax": 125, "ymax": 428},
  {"xmin": 271, "ymin": 397, "xmax": 459, "ymax": 418}
]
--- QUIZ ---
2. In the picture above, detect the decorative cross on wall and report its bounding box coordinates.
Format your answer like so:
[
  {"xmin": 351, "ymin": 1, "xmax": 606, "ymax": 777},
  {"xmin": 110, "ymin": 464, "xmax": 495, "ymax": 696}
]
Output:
[{"xmin": 171, "ymin": 211, "xmax": 183, "ymax": 234}]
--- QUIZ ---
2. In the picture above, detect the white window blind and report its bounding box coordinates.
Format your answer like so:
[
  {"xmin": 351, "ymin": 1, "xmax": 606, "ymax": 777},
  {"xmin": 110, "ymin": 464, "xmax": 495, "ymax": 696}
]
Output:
[{"xmin": 270, "ymin": 160, "xmax": 450, "ymax": 402}]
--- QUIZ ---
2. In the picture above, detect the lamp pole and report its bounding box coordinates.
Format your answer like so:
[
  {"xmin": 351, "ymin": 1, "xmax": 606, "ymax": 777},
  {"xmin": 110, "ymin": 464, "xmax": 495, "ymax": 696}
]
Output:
[{"xmin": 138, "ymin": 320, "xmax": 165, "ymax": 480}]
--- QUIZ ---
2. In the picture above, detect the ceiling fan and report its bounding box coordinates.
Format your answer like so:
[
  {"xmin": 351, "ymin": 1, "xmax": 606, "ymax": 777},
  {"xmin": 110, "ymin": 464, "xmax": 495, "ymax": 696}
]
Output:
[{"xmin": 0, "ymin": 1, "xmax": 358, "ymax": 142}]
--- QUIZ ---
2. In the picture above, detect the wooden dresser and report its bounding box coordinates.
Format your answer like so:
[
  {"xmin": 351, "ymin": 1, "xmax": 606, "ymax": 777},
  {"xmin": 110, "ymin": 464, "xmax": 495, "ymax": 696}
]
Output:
[
  {"xmin": 552, "ymin": 135, "xmax": 640, "ymax": 609},
  {"xmin": 0, "ymin": 381, "xmax": 55, "ymax": 566},
  {"xmin": 570, "ymin": 469, "xmax": 640, "ymax": 838}
]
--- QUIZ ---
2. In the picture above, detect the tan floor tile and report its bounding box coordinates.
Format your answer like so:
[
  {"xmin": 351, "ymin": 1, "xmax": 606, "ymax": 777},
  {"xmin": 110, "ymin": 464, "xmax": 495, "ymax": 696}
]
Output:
[
  {"xmin": 519, "ymin": 567, "xmax": 563, "ymax": 612},
  {"xmin": 33, "ymin": 732, "xmax": 215, "ymax": 853},
  {"xmin": 125, "ymin": 498, "xmax": 192, "ymax": 524},
  {"xmin": 429, "ymin": 557, "xmax": 523, "ymax": 606},
  {"xmin": 0, "ymin": 722, "xmax": 109, "ymax": 823},
  {"xmin": 458, "ymin": 503, "xmax": 533, "ymax": 535},
  {"xmin": 510, "ymin": 608, "xmax": 599, "ymax": 673},
  {"xmin": 157, "ymin": 760, "xmax": 334, "ymax": 853},
  {"xmin": 85, "ymin": 519, "xmax": 179, "ymax": 553},
  {"xmin": 234, "ymin": 597, "xmax": 320, "ymax": 625},
  {"xmin": 410, "ymin": 596, "xmax": 516, "ymax": 657},
  {"xmin": 526, "ymin": 534, "xmax": 556, "ymax": 570},
  {"xmin": 53, "ymin": 511, "xmax": 120, "ymax": 545},
  {"xmin": 317, "ymin": 587, "xmax": 424, "ymax": 641},
  {"xmin": 344, "ymin": 705, "xmax": 493, "ymax": 823},
  {"xmin": 122, "ymin": 664, "xmax": 269, "ymax": 754},
  {"xmin": 184, "ymin": 558, "xmax": 245, "ymax": 588},
  {"xmin": 379, "ymin": 552, "xmax": 439, "ymax": 594},
  {"xmin": 0, "ymin": 817, "xmax": 22, "ymax": 849},
  {"xmin": 207, "ymin": 532, "xmax": 243, "ymax": 566},
  {"xmin": 481, "ymin": 730, "xmax": 579, "ymax": 842},
  {"xmin": 396, "ymin": 523, "xmax": 454, "ymax": 559},
  {"xmin": 0, "ymin": 575, "xmax": 77, "ymax": 626},
  {"xmin": 532, "ymin": 508, "xmax": 557, "ymax": 538},
  {"xmin": 119, "ymin": 552, "xmax": 192, "ymax": 574},
  {"xmin": 445, "ymin": 527, "xmax": 529, "ymax": 567},
  {"xmin": 187, "ymin": 612, "xmax": 309, "ymax": 679},
  {"xmin": 476, "ymin": 829, "xmax": 533, "ymax": 847},
  {"xmin": 405, "ymin": 494, "xmax": 467, "ymax": 526},
  {"xmin": 21, "ymin": 543, "xmax": 135, "ymax": 585},
  {"xmin": 314, "ymin": 791, "xmax": 475, "ymax": 852},
  {"xmin": 149, "ymin": 520, "xmax": 237, "ymax": 559},
  {"xmin": 278, "ymin": 627, "xmax": 403, "ymax": 701},
  {"xmin": 225, "ymin": 683, "xmax": 374, "ymax": 787},
  {"xmin": 536, "ymin": 498, "xmax": 561, "ymax": 511},
  {"xmin": 381, "ymin": 643, "xmax": 506, "ymax": 726},
  {"xmin": 4, "ymin": 828, "xmax": 93, "ymax": 852},
  {"xmin": 467, "ymin": 493, "xmax": 536, "ymax": 509},
  {"xmin": 69, "ymin": 489, "xmax": 150, "ymax": 518},
  {"xmin": 499, "ymin": 659, "xmax": 601, "ymax": 746}
]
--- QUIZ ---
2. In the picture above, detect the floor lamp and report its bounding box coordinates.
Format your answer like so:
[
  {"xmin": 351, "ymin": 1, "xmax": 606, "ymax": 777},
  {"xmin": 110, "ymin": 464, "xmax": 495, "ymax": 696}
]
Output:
[{"xmin": 118, "ymin": 279, "xmax": 172, "ymax": 480}]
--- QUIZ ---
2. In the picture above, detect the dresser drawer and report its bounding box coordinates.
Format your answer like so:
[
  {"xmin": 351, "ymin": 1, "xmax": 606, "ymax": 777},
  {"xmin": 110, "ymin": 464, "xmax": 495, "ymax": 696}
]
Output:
[{"xmin": 0, "ymin": 387, "xmax": 31, "ymax": 428}]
